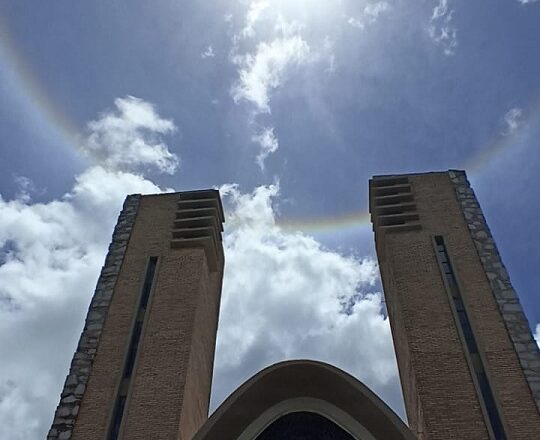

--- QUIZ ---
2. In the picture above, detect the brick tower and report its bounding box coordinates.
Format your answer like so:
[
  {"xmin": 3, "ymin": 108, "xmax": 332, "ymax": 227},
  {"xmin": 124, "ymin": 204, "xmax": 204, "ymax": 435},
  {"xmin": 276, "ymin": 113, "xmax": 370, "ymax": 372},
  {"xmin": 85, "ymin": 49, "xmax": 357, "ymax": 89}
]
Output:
[
  {"xmin": 48, "ymin": 190, "xmax": 225, "ymax": 440},
  {"xmin": 369, "ymin": 170, "xmax": 540, "ymax": 439}
]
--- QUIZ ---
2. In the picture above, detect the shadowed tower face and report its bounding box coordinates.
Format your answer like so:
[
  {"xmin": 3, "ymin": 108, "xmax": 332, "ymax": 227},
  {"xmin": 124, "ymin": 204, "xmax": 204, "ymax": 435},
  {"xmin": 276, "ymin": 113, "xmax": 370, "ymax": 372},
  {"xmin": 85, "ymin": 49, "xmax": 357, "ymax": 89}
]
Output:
[
  {"xmin": 370, "ymin": 170, "xmax": 540, "ymax": 440},
  {"xmin": 48, "ymin": 190, "xmax": 225, "ymax": 440}
]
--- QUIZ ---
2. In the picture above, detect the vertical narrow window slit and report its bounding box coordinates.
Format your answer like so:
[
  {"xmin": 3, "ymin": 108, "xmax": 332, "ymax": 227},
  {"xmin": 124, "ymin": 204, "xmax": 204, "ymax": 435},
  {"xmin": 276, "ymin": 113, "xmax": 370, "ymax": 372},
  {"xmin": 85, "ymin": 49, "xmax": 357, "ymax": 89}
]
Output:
[
  {"xmin": 434, "ymin": 237, "xmax": 505, "ymax": 440},
  {"xmin": 107, "ymin": 256, "xmax": 158, "ymax": 440}
]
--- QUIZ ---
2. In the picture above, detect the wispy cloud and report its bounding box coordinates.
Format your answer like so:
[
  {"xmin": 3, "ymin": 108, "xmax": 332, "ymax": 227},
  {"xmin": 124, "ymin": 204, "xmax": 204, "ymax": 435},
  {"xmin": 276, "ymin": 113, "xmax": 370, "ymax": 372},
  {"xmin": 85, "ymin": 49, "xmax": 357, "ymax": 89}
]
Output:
[
  {"xmin": 428, "ymin": 0, "xmax": 458, "ymax": 56},
  {"xmin": 82, "ymin": 96, "xmax": 178, "ymax": 174},
  {"xmin": 503, "ymin": 107, "xmax": 524, "ymax": 135},
  {"xmin": 229, "ymin": 4, "xmax": 317, "ymax": 168},
  {"xmin": 242, "ymin": 0, "xmax": 270, "ymax": 37},
  {"xmin": 12, "ymin": 175, "xmax": 38, "ymax": 203},
  {"xmin": 252, "ymin": 126, "xmax": 279, "ymax": 170},
  {"xmin": 231, "ymin": 29, "xmax": 310, "ymax": 113},
  {"xmin": 201, "ymin": 45, "xmax": 215, "ymax": 58},
  {"xmin": 517, "ymin": 0, "xmax": 539, "ymax": 4},
  {"xmin": 347, "ymin": 1, "xmax": 392, "ymax": 30}
]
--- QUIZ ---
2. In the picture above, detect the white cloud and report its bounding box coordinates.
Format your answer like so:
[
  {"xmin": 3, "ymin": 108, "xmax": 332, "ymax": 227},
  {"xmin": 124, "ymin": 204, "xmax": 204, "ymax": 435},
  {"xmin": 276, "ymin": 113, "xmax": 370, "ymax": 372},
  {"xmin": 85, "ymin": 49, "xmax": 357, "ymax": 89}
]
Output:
[
  {"xmin": 0, "ymin": 96, "xmax": 410, "ymax": 440},
  {"xmin": 517, "ymin": 0, "xmax": 539, "ymax": 4},
  {"xmin": 347, "ymin": 16, "xmax": 365, "ymax": 30},
  {"xmin": 229, "ymin": 2, "xmax": 336, "ymax": 168},
  {"xmin": 365, "ymin": 1, "xmax": 392, "ymax": 18},
  {"xmin": 242, "ymin": 0, "xmax": 270, "ymax": 37},
  {"xmin": 534, "ymin": 324, "xmax": 540, "ymax": 347},
  {"xmin": 211, "ymin": 184, "xmax": 403, "ymax": 414},
  {"xmin": 82, "ymin": 96, "xmax": 179, "ymax": 174},
  {"xmin": 230, "ymin": 3, "xmax": 314, "ymax": 114},
  {"xmin": 347, "ymin": 1, "xmax": 391, "ymax": 30},
  {"xmin": 231, "ymin": 33, "xmax": 310, "ymax": 113},
  {"xmin": 503, "ymin": 107, "xmax": 523, "ymax": 135},
  {"xmin": 0, "ymin": 169, "xmax": 164, "ymax": 440},
  {"xmin": 0, "ymin": 146, "xmax": 404, "ymax": 439},
  {"xmin": 428, "ymin": 0, "xmax": 458, "ymax": 56},
  {"xmin": 0, "ymin": 93, "xmax": 405, "ymax": 438},
  {"xmin": 201, "ymin": 45, "xmax": 215, "ymax": 58},
  {"xmin": 12, "ymin": 175, "xmax": 37, "ymax": 203},
  {"xmin": 252, "ymin": 126, "xmax": 279, "ymax": 170},
  {"xmin": 0, "ymin": 98, "xmax": 176, "ymax": 439}
]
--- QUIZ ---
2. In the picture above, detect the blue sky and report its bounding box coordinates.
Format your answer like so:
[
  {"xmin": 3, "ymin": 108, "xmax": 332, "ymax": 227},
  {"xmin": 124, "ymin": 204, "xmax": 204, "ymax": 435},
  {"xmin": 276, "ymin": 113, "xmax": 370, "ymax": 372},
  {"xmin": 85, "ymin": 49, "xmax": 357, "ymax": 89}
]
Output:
[{"xmin": 1, "ymin": 1, "xmax": 539, "ymax": 438}]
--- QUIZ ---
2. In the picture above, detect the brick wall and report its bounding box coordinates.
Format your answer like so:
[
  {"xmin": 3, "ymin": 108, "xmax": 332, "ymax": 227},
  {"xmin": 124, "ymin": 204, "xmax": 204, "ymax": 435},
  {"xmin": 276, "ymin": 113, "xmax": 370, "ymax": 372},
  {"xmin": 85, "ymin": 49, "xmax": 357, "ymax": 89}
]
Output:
[
  {"xmin": 66, "ymin": 192, "xmax": 224, "ymax": 440},
  {"xmin": 48, "ymin": 194, "xmax": 140, "ymax": 440},
  {"xmin": 372, "ymin": 171, "xmax": 540, "ymax": 439},
  {"xmin": 449, "ymin": 171, "xmax": 540, "ymax": 410}
]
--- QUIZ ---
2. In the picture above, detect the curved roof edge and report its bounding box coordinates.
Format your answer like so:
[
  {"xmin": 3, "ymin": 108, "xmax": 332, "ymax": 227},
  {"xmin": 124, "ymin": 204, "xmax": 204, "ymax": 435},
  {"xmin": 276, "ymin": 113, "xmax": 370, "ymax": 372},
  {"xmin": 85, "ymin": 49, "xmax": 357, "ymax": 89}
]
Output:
[{"xmin": 194, "ymin": 360, "xmax": 415, "ymax": 440}]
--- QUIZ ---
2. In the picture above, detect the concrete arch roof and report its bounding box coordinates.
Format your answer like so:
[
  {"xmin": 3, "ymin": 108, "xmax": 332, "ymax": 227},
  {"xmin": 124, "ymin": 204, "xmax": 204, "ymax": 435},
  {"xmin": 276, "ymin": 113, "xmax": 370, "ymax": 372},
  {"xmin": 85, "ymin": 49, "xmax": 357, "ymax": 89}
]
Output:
[{"xmin": 193, "ymin": 360, "xmax": 415, "ymax": 440}]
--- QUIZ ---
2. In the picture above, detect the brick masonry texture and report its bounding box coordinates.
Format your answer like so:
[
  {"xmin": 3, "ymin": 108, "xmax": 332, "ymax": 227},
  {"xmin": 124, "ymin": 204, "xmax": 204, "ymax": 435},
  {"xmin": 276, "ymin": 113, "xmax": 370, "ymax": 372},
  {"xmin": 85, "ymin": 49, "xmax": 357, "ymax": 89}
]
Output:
[
  {"xmin": 47, "ymin": 195, "xmax": 141, "ymax": 440},
  {"xmin": 372, "ymin": 171, "xmax": 540, "ymax": 439},
  {"xmin": 374, "ymin": 174, "xmax": 490, "ymax": 439},
  {"xmin": 68, "ymin": 193, "xmax": 223, "ymax": 440},
  {"xmin": 449, "ymin": 170, "xmax": 540, "ymax": 413}
]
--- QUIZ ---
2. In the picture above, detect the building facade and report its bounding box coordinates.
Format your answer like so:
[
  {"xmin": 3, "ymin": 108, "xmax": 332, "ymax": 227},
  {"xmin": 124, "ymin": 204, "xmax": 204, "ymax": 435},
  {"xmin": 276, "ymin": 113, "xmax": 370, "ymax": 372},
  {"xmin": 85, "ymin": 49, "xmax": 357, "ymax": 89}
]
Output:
[
  {"xmin": 48, "ymin": 190, "xmax": 225, "ymax": 440},
  {"xmin": 48, "ymin": 171, "xmax": 540, "ymax": 439},
  {"xmin": 370, "ymin": 170, "xmax": 540, "ymax": 439}
]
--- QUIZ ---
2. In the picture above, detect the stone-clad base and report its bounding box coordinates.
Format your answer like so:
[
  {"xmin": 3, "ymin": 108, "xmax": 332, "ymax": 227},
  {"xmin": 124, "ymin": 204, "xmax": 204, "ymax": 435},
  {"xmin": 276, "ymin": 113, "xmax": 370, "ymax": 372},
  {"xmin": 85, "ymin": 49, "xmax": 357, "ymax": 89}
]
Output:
[
  {"xmin": 47, "ymin": 195, "xmax": 141, "ymax": 440},
  {"xmin": 449, "ymin": 170, "xmax": 540, "ymax": 412}
]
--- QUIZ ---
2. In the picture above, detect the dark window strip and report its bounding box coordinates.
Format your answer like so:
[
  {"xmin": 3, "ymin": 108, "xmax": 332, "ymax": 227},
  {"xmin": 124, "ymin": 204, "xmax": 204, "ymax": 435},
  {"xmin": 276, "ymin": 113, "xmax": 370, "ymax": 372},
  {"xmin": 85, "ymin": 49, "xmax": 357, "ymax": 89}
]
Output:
[
  {"xmin": 477, "ymin": 372, "xmax": 506, "ymax": 440},
  {"xmin": 107, "ymin": 256, "xmax": 158, "ymax": 440},
  {"xmin": 434, "ymin": 237, "xmax": 506, "ymax": 440},
  {"xmin": 109, "ymin": 396, "xmax": 126, "ymax": 440},
  {"xmin": 124, "ymin": 321, "xmax": 143, "ymax": 379},
  {"xmin": 140, "ymin": 258, "xmax": 157, "ymax": 309}
]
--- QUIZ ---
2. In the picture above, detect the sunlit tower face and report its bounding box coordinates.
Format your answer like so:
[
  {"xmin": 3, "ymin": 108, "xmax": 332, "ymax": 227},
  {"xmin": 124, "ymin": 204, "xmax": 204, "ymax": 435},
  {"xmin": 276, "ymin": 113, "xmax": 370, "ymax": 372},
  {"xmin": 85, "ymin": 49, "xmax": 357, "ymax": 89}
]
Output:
[
  {"xmin": 48, "ymin": 191, "xmax": 225, "ymax": 440},
  {"xmin": 370, "ymin": 171, "xmax": 540, "ymax": 440}
]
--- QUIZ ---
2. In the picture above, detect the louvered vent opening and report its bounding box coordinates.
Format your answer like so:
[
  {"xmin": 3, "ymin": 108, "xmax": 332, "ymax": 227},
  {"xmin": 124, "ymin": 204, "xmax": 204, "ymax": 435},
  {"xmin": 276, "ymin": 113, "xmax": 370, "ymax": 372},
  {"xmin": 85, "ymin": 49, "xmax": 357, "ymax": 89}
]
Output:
[
  {"xmin": 177, "ymin": 190, "xmax": 219, "ymax": 201},
  {"xmin": 372, "ymin": 183, "xmax": 411, "ymax": 197},
  {"xmin": 378, "ymin": 212, "xmax": 419, "ymax": 227},
  {"xmin": 370, "ymin": 176, "xmax": 409, "ymax": 187},
  {"xmin": 176, "ymin": 208, "xmax": 220, "ymax": 221},
  {"xmin": 374, "ymin": 193, "xmax": 414, "ymax": 206},
  {"xmin": 170, "ymin": 190, "xmax": 225, "ymax": 272},
  {"xmin": 177, "ymin": 197, "xmax": 223, "ymax": 217},
  {"xmin": 173, "ymin": 216, "xmax": 220, "ymax": 231},
  {"xmin": 375, "ymin": 202, "xmax": 416, "ymax": 216},
  {"xmin": 369, "ymin": 176, "xmax": 421, "ymax": 232}
]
